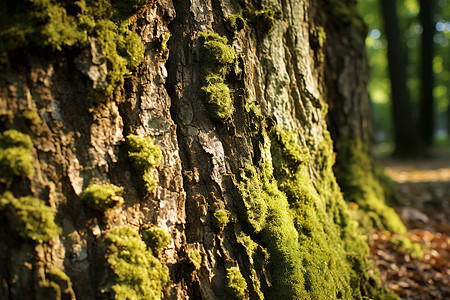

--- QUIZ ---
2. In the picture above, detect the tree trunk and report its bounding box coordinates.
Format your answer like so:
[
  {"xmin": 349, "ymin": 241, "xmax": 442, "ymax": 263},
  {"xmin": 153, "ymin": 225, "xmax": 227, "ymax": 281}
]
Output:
[
  {"xmin": 0, "ymin": 0, "xmax": 399, "ymax": 299},
  {"xmin": 324, "ymin": 2, "xmax": 405, "ymax": 233},
  {"xmin": 419, "ymin": 0, "xmax": 435, "ymax": 146},
  {"xmin": 380, "ymin": 0, "xmax": 422, "ymax": 156}
]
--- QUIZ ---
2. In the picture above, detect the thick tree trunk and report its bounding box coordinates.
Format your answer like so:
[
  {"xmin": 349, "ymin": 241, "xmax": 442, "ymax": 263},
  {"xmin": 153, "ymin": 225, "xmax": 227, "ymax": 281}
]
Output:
[{"xmin": 0, "ymin": 0, "xmax": 399, "ymax": 299}]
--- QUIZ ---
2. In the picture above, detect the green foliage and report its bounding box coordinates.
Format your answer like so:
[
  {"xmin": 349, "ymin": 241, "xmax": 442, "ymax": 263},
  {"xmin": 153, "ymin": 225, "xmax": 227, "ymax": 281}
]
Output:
[
  {"xmin": 0, "ymin": 129, "xmax": 34, "ymax": 183},
  {"xmin": 187, "ymin": 250, "xmax": 202, "ymax": 270},
  {"xmin": 390, "ymin": 235, "xmax": 423, "ymax": 260},
  {"xmin": 127, "ymin": 134, "xmax": 162, "ymax": 192},
  {"xmin": 226, "ymin": 267, "xmax": 248, "ymax": 300},
  {"xmin": 81, "ymin": 183, "xmax": 124, "ymax": 211},
  {"xmin": 103, "ymin": 226, "xmax": 169, "ymax": 300},
  {"xmin": 0, "ymin": 192, "xmax": 61, "ymax": 243},
  {"xmin": 335, "ymin": 137, "xmax": 406, "ymax": 234},
  {"xmin": 199, "ymin": 30, "xmax": 236, "ymax": 121},
  {"xmin": 142, "ymin": 226, "xmax": 171, "ymax": 255},
  {"xmin": 0, "ymin": 0, "xmax": 146, "ymax": 97},
  {"xmin": 212, "ymin": 208, "xmax": 230, "ymax": 232}
]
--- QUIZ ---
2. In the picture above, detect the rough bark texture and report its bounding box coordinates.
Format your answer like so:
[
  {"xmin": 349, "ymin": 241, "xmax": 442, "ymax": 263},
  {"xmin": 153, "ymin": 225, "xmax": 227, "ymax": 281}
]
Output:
[{"xmin": 1, "ymin": 0, "xmax": 399, "ymax": 299}]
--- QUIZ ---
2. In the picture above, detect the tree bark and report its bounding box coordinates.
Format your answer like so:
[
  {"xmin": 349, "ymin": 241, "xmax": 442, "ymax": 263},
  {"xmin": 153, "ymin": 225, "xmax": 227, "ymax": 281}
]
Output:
[{"xmin": 0, "ymin": 0, "xmax": 400, "ymax": 299}]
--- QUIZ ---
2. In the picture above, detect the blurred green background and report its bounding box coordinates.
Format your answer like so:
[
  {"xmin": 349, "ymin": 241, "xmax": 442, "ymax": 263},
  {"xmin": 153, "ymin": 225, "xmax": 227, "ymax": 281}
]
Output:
[{"xmin": 358, "ymin": 0, "xmax": 450, "ymax": 154}]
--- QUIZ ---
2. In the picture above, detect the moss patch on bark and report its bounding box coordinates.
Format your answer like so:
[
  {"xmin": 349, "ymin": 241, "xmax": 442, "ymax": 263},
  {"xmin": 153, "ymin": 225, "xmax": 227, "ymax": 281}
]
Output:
[
  {"xmin": 199, "ymin": 30, "xmax": 235, "ymax": 121},
  {"xmin": 335, "ymin": 137, "xmax": 406, "ymax": 234},
  {"xmin": 102, "ymin": 226, "xmax": 169, "ymax": 299},
  {"xmin": 0, "ymin": 0, "xmax": 147, "ymax": 96},
  {"xmin": 237, "ymin": 125, "xmax": 399, "ymax": 299},
  {"xmin": 0, "ymin": 192, "xmax": 61, "ymax": 243}
]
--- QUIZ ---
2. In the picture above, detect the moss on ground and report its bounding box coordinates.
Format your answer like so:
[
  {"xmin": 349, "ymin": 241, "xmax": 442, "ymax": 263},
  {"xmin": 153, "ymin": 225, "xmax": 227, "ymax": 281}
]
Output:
[
  {"xmin": 199, "ymin": 30, "xmax": 235, "ymax": 121},
  {"xmin": 81, "ymin": 183, "xmax": 124, "ymax": 211},
  {"xmin": 0, "ymin": 129, "xmax": 34, "ymax": 183},
  {"xmin": 127, "ymin": 134, "xmax": 162, "ymax": 192},
  {"xmin": 103, "ymin": 226, "xmax": 169, "ymax": 300},
  {"xmin": 226, "ymin": 267, "xmax": 248, "ymax": 300},
  {"xmin": 334, "ymin": 137, "xmax": 406, "ymax": 234},
  {"xmin": 0, "ymin": 0, "xmax": 147, "ymax": 97},
  {"xmin": 0, "ymin": 192, "xmax": 61, "ymax": 243}
]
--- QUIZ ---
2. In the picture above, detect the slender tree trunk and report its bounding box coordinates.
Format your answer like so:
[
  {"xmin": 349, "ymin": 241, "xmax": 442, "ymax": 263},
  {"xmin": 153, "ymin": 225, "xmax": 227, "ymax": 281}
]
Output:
[
  {"xmin": 380, "ymin": 0, "xmax": 422, "ymax": 156},
  {"xmin": 0, "ymin": 0, "xmax": 400, "ymax": 299},
  {"xmin": 419, "ymin": 0, "xmax": 436, "ymax": 146}
]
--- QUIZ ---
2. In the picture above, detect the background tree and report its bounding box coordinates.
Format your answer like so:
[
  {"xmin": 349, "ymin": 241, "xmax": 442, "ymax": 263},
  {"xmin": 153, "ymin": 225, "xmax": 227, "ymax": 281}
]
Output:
[
  {"xmin": 419, "ymin": 0, "xmax": 436, "ymax": 146},
  {"xmin": 380, "ymin": 0, "xmax": 423, "ymax": 156}
]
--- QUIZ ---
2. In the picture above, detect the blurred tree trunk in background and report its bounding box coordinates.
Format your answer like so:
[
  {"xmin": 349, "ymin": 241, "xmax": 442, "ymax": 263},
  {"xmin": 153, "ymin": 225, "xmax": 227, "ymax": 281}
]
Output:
[
  {"xmin": 419, "ymin": 0, "xmax": 436, "ymax": 146},
  {"xmin": 380, "ymin": 0, "xmax": 422, "ymax": 156}
]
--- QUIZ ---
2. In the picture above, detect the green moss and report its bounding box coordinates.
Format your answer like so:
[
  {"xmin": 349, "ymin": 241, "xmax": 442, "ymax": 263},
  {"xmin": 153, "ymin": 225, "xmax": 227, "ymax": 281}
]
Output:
[
  {"xmin": 95, "ymin": 19, "xmax": 145, "ymax": 96},
  {"xmin": 199, "ymin": 30, "xmax": 236, "ymax": 121},
  {"xmin": 21, "ymin": 110, "xmax": 42, "ymax": 126},
  {"xmin": 227, "ymin": 13, "xmax": 246, "ymax": 31},
  {"xmin": 334, "ymin": 137, "xmax": 406, "ymax": 234},
  {"xmin": 236, "ymin": 126, "xmax": 398, "ymax": 299},
  {"xmin": 212, "ymin": 208, "xmax": 230, "ymax": 232},
  {"xmin": 127, "ymin": 134, "xmax": 162, "ymax": 192},
  {"xmin": 0, "ymin": 0, "xmax": 146, "ymax": 98},
  {"xmin": 242, "ymin": 6, "xmax": 277, "ymax": 33},
  {"xmin": 159, "ymin": 32, "xmax": 170, "ymax": 52},
  {"xmin": 226, "ymin": 267, "xmax": 248, "ymax": 300},
  {"xmin": 200, "ymin": 31, "xmax": 236, "ymax": 70},
  {"xmin": 0, "ymin": 129, "xmax": 34, "ymax": 183},
  {"xmin": 0, "ymin": 192, "xmax": 61, "ymax": 243},
  {"xmin": 238, "ymin": 165, "xmax": 268, "ymax": 233},
  {"xmin": 103, "ymin": 226, "xmax": 169, "ymax": 300},
  {"xmin": 48, "ymin": 269, "xmax": 70, "ymax": 282},
  {"xmin": 47, "ymin": 268, "xmax": 73, "ymax": 299},
  {"xmin": 390, "ymin": 235, "xmax": 423, "ymax": 260},
  {"xmin": 200, "ymin": 74, "xmax": 233, "ymax": 121},
  {"xmin": 238, "ymin": 140, "xmax": 306, "ymax": 299},
  {"xmin": 187, "ymin": 250, "xmax": 202, "ymax": 270},
  {"xmin": 317, "ymin": 26, "xmax": 327, "ymax": 48},
  {"xmin": 142, "ymin": 226, "xmax": 171, "ymax": 255},
  {"xmin": 81, "ymin": 183, "xmax": 124, "ymax": 211}
]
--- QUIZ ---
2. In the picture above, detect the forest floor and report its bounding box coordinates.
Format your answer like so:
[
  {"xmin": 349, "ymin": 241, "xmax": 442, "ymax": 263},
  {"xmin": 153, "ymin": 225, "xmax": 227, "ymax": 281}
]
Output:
[{"xmin": 372, "ymin": 149, "xmax": 450, "ymax": 299}]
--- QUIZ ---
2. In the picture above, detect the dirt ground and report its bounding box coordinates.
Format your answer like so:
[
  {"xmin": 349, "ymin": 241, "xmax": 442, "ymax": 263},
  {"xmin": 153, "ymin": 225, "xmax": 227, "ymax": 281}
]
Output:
[{"xmin": 372, "ymin": 150, "xmax": 450, "ymax": 299}]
